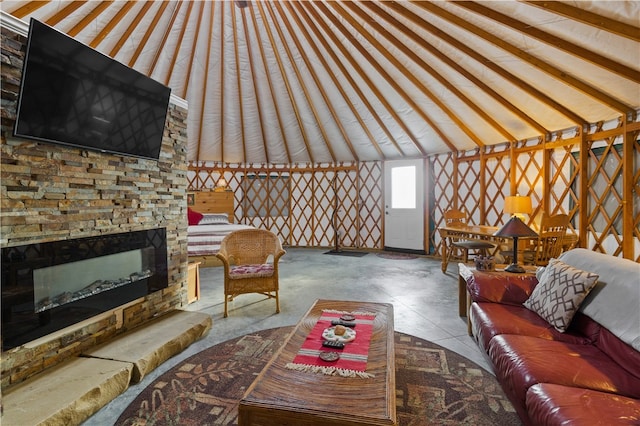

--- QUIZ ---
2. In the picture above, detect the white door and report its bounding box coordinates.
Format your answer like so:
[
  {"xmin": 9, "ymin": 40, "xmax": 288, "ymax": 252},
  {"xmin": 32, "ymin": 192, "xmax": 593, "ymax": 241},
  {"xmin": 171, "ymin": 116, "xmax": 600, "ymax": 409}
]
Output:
[{"xmin": 384, "ymin": 159, "xmax": 425, "ymax": 252}]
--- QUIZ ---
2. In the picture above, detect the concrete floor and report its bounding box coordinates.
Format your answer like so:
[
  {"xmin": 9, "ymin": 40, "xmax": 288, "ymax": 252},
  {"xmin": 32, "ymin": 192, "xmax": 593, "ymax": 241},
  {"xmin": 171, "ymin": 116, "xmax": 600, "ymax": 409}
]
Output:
[{"xmin": 84, "ymin": 248, "xmax": 492, "ymax": 425}]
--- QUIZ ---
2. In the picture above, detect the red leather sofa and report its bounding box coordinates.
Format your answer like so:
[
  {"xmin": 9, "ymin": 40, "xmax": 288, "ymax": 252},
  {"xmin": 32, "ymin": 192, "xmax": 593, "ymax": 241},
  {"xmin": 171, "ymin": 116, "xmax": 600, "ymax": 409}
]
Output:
[{"xmin": 467, "ymin": 248, "xmax": 640, "ymax": 425}]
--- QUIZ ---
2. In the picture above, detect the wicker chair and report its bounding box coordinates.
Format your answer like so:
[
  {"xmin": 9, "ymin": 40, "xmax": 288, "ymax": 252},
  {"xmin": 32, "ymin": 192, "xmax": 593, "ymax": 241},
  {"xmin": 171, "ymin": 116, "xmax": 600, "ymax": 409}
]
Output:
[{"xmin": 215, "ymin": 229, "xmax": 286, "ymax": 317}]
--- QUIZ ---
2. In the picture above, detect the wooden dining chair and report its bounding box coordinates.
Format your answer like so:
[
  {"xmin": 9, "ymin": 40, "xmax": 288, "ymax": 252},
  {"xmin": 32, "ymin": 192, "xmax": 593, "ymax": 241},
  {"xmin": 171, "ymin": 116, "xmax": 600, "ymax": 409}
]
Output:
[
  {"xmin": 523, "ymin": 213, "xmax": 570, "ymax": 266},
  {"xmin": 443, "ymin": 209, "xmax": 495, "ymax": 264},
  {"xmin": 215, "ymin": 228, "xmax": 286, "ymax": 317}
]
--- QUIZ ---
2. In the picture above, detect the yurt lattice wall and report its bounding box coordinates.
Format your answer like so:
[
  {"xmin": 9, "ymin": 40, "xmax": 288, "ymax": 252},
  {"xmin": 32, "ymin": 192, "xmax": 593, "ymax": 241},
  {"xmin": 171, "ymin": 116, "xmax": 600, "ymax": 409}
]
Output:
[
  {"xmin": 187, "ymin": 162, "xmax": 383, "ymax": 249},
  {"xmin": 189, "ymin": 117, "xmax": 638, "ymax": 261},
  {"xmin": 429, "ymin": 117, "xmax": 639, "ymax": 262}
]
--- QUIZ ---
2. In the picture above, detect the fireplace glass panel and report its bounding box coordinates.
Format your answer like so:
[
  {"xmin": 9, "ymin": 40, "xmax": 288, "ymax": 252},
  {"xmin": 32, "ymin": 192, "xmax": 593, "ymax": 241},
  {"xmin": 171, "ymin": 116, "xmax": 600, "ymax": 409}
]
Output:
[
  {"xmin": 33, "ymin": 248, "xmax": 153, "ymax": 313},
  {"xmin": 1, "ymin": 228, "xmax": 168, "ymax": 351}
]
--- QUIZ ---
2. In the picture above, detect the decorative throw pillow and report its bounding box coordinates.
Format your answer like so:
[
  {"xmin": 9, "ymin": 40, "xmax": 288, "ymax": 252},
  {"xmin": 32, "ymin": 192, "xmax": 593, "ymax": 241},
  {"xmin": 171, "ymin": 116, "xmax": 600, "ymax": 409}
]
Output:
[
  {"xmin": 199, "ymin": 213, "xmax": 230, "ymax": 225},
  {"xmin": 523, "ymin": 258, "xmax": 599, "ymax": 332},
  {"xmin": 187, "ymin": 208, "xmax": 203, "ymax": 225}
]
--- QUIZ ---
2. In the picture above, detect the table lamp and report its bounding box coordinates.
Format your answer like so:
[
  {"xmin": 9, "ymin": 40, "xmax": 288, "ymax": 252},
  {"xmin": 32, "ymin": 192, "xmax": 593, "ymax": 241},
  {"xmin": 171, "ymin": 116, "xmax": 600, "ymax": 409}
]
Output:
[
  {"xmin": 495, "ymin": 195, "xmax": 537, "ymax": 273},
  {"xmin": 214, "ymin": 177, "xmax": 228, "ymax": 192}
]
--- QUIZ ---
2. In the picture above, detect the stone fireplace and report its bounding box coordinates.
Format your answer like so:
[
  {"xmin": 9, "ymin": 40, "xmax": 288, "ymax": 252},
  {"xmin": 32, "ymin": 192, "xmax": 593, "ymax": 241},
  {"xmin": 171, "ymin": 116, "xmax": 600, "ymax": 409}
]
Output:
[
  {"xmin": 1, "ymin": 15, "xmax": 190, "ymax": 389},
  {"xmin": 2, "ymin": 228, "xmax": 169, "ymax": 351}
]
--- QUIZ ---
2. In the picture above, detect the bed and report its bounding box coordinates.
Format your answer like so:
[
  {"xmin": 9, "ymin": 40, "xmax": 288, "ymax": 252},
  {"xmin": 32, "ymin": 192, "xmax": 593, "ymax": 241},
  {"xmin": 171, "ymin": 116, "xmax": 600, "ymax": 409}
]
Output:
[{"xmin": 188, "ymin": 210, "xmax": 255, "ymax": 267}]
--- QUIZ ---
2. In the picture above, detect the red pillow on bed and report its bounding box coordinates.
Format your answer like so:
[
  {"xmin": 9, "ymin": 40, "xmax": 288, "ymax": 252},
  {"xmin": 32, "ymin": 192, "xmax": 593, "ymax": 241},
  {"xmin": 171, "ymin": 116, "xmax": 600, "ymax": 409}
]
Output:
[{"xmin": 187, "ymin": 208, "xmax": 203, "ymax": 225}]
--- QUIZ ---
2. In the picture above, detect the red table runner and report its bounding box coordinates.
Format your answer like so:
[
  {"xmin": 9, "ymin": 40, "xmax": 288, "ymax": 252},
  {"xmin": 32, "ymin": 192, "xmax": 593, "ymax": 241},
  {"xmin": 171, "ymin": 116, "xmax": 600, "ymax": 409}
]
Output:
[{"xmin": 285, "ymin": 310, "xmax": 376, "ymax": 378}]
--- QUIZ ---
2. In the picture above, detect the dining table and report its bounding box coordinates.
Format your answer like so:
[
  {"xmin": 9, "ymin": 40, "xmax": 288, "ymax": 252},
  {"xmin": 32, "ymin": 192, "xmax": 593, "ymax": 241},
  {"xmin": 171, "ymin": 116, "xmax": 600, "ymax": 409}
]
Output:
[{"xmin": 437, "ymin": 224, "xmax": 578, "ymax": 273}]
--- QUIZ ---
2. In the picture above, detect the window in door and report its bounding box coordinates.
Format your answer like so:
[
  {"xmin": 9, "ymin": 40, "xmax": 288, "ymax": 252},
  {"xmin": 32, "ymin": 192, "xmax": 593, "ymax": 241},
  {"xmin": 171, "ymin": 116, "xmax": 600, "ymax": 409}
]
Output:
[{"xmin": 391, "ymin": 166, "xmax": 416, "ymax": 209}]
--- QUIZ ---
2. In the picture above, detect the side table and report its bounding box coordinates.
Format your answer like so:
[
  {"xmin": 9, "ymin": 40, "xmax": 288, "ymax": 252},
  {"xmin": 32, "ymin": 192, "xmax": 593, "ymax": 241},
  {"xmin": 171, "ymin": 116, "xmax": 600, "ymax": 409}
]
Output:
[
  {"xmin": 458, "ymin": 263, "xmax": 537, "ymax": 335},
  {"xmin": 187, "ymin": 261, "xmax": 201, "ymax": 304}
]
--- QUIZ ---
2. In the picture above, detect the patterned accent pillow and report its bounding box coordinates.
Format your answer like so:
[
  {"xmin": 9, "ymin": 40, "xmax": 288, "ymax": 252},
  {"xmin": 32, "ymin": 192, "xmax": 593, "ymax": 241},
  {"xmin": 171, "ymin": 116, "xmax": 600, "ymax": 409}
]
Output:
[
  {"xmin": 523, "ymin": 258, "xmax": 599, "ymax": 332},
  {"xmin": 199, "ymin": 213, "xmax": 230, "ymax": 225}
]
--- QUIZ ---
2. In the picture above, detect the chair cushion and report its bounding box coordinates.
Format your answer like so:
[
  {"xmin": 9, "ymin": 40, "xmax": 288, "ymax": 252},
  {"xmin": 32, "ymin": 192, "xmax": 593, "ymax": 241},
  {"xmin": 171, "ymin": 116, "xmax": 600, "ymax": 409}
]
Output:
[
  {"xmin": 453, "ymin": 241, "xmax": 495, "ymax": 249},
  {"xmin": 229, "ymin": 264, "xmax": 274, "ymax": 279},
  {"xmin": 523, "ymin": 258, "xmax": 598, "ymax": 332}
]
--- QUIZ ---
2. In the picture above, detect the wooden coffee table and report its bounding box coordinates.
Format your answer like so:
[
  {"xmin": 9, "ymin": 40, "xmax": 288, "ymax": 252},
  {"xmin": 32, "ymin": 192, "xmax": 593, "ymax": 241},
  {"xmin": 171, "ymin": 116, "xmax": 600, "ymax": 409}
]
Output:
[{"xmin": 238, "ymin": 299, "xmax": 396, "ymax": 426}]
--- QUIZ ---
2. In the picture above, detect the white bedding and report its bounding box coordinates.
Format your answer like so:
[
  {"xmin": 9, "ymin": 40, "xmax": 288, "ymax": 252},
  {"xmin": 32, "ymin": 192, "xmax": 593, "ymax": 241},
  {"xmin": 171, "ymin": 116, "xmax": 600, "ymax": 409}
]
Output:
[{"xmin": 188, "ymin": 223, "xmax": 254, "ymax": 256}]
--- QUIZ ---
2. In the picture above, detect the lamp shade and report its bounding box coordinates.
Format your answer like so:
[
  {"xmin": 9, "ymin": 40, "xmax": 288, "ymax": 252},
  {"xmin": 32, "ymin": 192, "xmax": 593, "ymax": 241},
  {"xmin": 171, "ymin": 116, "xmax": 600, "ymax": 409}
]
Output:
[
  {"xmin": 494, "ymin": 216, "xmax": 538, "ymax": 238},
  {"xmin": 214, "ymin": 176, "xmax": 228, "ymax": 192},
  {"xmin": 495, "ymin": 216, "xmax": 538, "ymax": 273},
  {"xmin": 504, "ymin": 195, "xmax": 532, "ymax": 215}
]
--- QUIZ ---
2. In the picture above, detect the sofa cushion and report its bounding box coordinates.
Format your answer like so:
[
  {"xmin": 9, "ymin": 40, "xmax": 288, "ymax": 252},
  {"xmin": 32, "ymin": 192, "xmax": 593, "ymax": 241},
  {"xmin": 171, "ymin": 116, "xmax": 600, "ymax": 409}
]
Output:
[
  {"xmin": 488, "ymin": 334, "xmax": 640, "ymax": 411},
  {"xmin": 523, "ymin": 258, "xmax": 598, "ymax": 332},
  {"xmin": 597, "ymin": 324, "xmax": 640, "ymax": 380},
  {"xmin": 470, "ymin": 302, "xmax": 593, "ymax": 353},
  {"xmin": 558, "ymin": 248, "xmax": 640, "ymax": 351},
  {"xmin": 526, "ymin": 383, "xmax": 640, "ymax": 425},
  {"xmin": 465, "ymin": 268, "xmax": 539, "ymax": 305}
]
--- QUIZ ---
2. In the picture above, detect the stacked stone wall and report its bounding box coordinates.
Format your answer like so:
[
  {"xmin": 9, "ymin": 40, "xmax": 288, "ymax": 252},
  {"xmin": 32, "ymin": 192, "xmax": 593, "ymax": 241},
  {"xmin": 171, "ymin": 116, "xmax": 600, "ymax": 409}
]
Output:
[{"xmin": 1, "ymin": 25, "xmax": 189, "ymax": 389}]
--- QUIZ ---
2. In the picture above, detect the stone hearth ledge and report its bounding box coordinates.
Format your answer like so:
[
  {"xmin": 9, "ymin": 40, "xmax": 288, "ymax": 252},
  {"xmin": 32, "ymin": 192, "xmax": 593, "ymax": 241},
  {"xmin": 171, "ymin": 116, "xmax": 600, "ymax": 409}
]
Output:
[
  {"xmin": 2, "ymin": 309, "xmax": 212, "ymax": 426},
  {"xmin": 84, "ymin": 309, "xmax": 212, "ymax": 383}
]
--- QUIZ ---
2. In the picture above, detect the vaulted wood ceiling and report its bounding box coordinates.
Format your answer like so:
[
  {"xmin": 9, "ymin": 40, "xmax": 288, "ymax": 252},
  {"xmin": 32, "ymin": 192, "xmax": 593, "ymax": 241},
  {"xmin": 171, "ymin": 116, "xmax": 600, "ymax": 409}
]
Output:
[{"xmin": 4, "ymin": 1, "xmax": 639, "ymax": 164}]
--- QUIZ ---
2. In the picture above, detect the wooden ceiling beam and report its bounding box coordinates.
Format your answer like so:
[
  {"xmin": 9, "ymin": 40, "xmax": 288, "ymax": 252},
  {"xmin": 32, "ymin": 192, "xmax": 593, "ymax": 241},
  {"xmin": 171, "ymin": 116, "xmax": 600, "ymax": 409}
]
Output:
[
  {"xmin": 127, "ymin": 1, "xmax": 171, "ymax": 68},
  {"xmin": 382, "ymin": 1, "xmax": 549, "ymax": 136},
  {"xmin": 163, "ymin": 0, "xmax": 194, "ymax": 85},
  {"xmin": 7, "ymin": 1, "xmax": 51, "ymax": 19},
  {"xmin": 255, "ymin": 1, "xmax": 317, "ymax": 163},
  {"xmin": 196, "ymin": 3, "xmax": 215, "ymax": 160},
  {"xmin": 109, "ymin": 1, "xmax": 154, "ymax": 58},
  {"xmin": 240, "ymin": 7, "xmax": 273, "ymax": 164},
  {"xmin": 148, "ymin": 1, "xmax": 182, "ymax": 76},
  {"xmin": 45, "ymin": 1, "xmax": 86, "ymax": 26},
  {"xmin": 311, "ymin": 2, "xmax": 434, "ymax": 155},
  {"xmin": 181, "ymin": 1, "xmax": 206, "ymax": 99},
  {"xmin": 273, "ymin": 1, "xmax": 361, "ymax": 162},
  {"xmin": 195, "ymin": 2, "xmax": 215, "ymax": 161},
  {"xmin": 89, "ymin": 1, "xmax": 135, "ymax": 49},
  {"xmin": 361, "ymin": 1, "xmax": 519, "ymax": 143},
  {"xmin": 286, "ymin": 1, "xmax": 387, "ymax": 160},
  {"xmin": 68, "ymin": 2, "xmax": 112, "ymax": 38},
  {"xmin": 456, "ymin": 2, "xmax": 640, "ymax": 85},
  {"xmin": 262, "ymin": 2, "xmax": 339, "ymax": 162},
  {"xmin": 219, "ymin": 1, "xmax": 227, "ymax": 162},
  {"xmin": 525, "ymin": 1, "xmax": 640, "ymax": 42},
  {"xmin": 247, "ymin": 4, "xmax": 293, "ymax": 164},
  {"xmin": 410, "ymin": 1, "xmax": 586, "ymax": 125},
  {"xmin": 294, "ymin": 2, "xmax": 404, "ymax": 158},
  {"xmin": 419, "ymin": 1, "xmax": 630, "ymax": 117},
  {"xmin": 331, "ymin": 1, "xmax": 474, "ymax": 150},
  {"xmin": 231, "ymin": 1, "xmax": 248, "ymax": 162}
]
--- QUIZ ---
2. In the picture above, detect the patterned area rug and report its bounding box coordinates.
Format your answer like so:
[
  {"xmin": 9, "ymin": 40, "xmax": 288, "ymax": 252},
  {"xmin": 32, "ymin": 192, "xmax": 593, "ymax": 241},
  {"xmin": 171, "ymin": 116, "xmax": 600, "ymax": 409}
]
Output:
[{"xmin": 116, "ymin": 327, "xmax": 521, "ymax": 425}]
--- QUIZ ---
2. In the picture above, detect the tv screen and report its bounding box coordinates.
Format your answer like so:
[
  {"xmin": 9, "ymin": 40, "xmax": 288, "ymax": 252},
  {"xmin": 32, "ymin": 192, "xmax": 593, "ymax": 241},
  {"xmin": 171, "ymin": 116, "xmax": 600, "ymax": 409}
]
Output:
[{"xmin": 14, "ymin": 19, "xmax": 172, "ymax": 160}]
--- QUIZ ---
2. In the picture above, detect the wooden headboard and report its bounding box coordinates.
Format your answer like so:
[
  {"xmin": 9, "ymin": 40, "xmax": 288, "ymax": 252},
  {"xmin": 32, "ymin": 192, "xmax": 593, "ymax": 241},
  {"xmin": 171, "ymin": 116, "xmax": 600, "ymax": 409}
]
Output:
[{"xmin": 188, "ymin": 191, "xmax": 235, "ymax": 223}]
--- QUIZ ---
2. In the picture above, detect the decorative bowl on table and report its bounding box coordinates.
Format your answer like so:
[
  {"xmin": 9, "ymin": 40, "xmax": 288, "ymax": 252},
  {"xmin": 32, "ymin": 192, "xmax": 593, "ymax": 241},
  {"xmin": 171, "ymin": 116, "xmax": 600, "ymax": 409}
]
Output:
[
  {"xmin": 319, "ymin": 351, "xmax": 340, "ymax": 362},
  {"xmin": 322, "ymin": 326, "xmax": 356, "ymax": 343}
]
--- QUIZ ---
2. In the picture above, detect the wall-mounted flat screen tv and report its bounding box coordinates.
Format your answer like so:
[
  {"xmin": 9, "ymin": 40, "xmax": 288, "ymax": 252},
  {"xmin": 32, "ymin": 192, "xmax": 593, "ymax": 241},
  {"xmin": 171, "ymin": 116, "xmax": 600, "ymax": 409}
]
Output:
[{"xmin": 14, "ymin": 19, "xmax": 172, "ymax": 160}]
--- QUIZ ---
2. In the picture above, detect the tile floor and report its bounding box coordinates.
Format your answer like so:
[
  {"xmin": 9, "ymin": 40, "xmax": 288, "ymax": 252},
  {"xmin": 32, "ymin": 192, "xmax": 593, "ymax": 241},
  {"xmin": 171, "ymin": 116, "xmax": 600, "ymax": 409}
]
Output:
[{"xmin": 84, "ymin": 248, "xmax": 492, "ymax": 425}]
